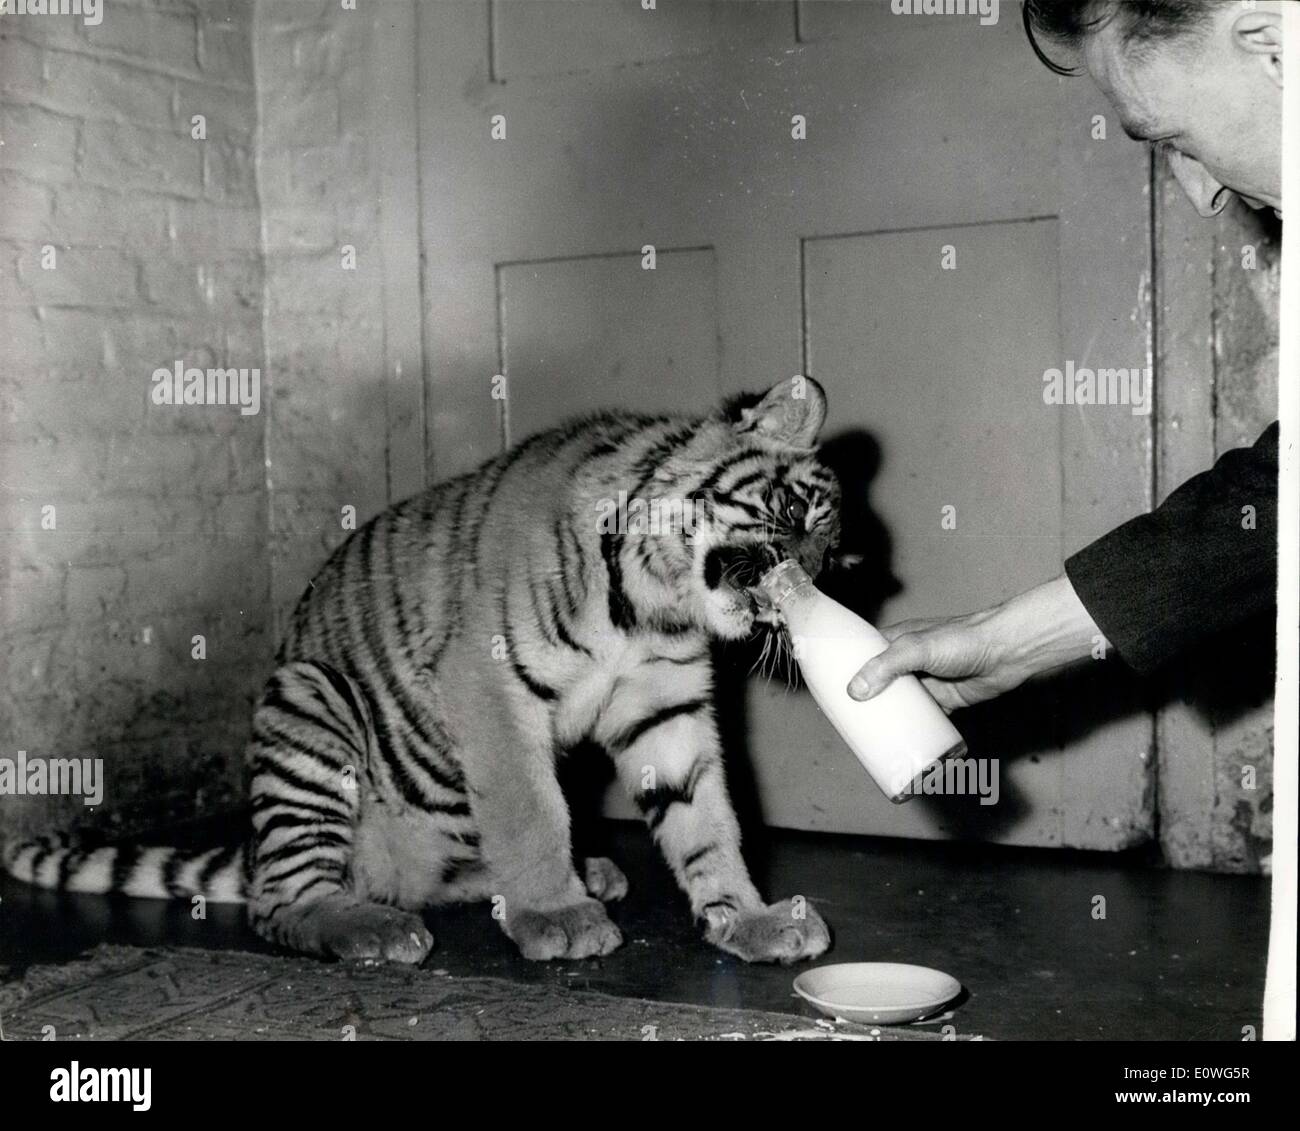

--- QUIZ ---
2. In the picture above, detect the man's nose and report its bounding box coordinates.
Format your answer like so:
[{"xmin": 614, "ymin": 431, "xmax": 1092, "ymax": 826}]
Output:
[{"xmin": 1166, "ymin": 150, "xmax": 1233, "ymax": 218}]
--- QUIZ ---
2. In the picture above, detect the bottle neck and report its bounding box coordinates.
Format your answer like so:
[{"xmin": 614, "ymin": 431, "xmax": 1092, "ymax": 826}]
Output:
[{"xmin": 758, "ymin": 559, "xmax": 816, "ymax": 610}]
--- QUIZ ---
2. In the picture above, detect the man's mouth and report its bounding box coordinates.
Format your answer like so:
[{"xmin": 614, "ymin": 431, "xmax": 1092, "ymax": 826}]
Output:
[{"xmin": 1235, "ymin": 191, "xmax": 1281, "ymax": 217}]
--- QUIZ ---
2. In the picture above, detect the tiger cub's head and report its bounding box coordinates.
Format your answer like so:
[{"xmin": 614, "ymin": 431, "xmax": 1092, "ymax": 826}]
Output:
[{"xmin": 685, "ymin": 377, "xmax": 840, "ymax": 639}]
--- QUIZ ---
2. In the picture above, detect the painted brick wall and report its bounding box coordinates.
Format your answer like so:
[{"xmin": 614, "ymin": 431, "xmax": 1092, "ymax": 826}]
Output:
[
  {"xmin": 253, "ymin": 0, "xmax": 413, "ymax": 632},
  {"xmin": 0, "ymin": 0, "xmax": 270, "ymax": 839},
  {"xmin": 0, "ymin": 0, "xmax": 421, "ymax": 844}
]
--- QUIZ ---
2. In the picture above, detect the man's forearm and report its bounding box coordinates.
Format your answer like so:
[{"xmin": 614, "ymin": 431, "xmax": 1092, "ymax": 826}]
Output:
[
  {"xmin": 1064, "ymin": 422, "xmax": 1279, "ymax": 674},
  {"xmin": 984, "ymin": 574, "xmax": 1106, "ymax": 686},
  {"xmin": 846, "ymin": 573, "xmax": 1109, "ymax": 708}
]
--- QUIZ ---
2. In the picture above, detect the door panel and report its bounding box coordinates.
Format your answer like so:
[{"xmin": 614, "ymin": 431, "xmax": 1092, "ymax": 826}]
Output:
[
  {"xmin": 493, "ymin": 0, "xmax": 795, "ymax": 79},
  {"xmin": 805, "ymin": 219, "xmax": 1064, "ymax": 603},
  {"xmin": 420, "ymin": 0, "xmax": 1155, "ymax": 848},
  {"xmin": 499, "ymin": 249, "xmax": 721, "ymax": 441},
  {"xmin": 798, "ymin": 0, "xmax": 986, "ymax": 41}
]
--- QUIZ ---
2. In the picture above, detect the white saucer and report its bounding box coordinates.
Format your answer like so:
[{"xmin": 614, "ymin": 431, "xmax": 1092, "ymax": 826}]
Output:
[{"xmin": 792, "ymin": 962, "xmax": 962, "ymax": 1025}]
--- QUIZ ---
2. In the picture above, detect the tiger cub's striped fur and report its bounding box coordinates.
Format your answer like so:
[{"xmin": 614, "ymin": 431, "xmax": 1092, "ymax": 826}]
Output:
[{"xmin": 6, "ymin": 378, "xmax": 839, "ymax": 965}]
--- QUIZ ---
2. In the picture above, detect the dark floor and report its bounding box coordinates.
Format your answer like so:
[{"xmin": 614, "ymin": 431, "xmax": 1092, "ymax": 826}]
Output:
[{"xmin": 0, "ymin": 821, "xmax": 1269, "ymax": 1040}]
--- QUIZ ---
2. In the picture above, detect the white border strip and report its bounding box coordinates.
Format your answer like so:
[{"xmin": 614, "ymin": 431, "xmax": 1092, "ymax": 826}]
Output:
[{"xmin": 1263, "ymin": 0, "xmax": 1298, "ymax": 1044}]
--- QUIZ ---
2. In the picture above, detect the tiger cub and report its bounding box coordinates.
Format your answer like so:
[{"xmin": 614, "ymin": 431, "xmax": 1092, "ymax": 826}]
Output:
[{"xmin": 5, "ymin": 377, "xmax": 840, "ymax": 965}]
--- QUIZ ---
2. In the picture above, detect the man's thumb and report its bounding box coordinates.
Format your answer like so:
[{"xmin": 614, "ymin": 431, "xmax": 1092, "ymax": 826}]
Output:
[
  {"xmin": 847, "ymin": 636, "xmax": 921, "ymax": 701},
  {"xmin": 847, "ymin": 657, "xmax": 890, "ymax": 701}
]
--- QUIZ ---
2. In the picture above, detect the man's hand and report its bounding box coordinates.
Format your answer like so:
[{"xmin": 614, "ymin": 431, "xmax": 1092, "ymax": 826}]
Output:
[{"xmin": 846, "ymin": 575, "xmax": 1107, "ymax": 711}]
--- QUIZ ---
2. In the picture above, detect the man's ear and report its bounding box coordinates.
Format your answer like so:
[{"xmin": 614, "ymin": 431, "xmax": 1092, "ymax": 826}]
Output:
[
  {"xmin": 731, "ymin": 376, "xmax": 828, "ymax": 448},
  {"xmin": 1232, "ymin": 9, "xmax": 1283, "ymax": 87}
]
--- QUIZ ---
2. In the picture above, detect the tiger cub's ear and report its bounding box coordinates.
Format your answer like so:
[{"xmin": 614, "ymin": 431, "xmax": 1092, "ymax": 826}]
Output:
[{"xmin": 728, "ymin": 377, "xmax": 828, "ymax": 449}]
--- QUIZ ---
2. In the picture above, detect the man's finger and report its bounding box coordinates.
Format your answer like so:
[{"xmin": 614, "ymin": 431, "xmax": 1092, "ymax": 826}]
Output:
[
  {"xmin": 919, "ymin": 676, "xmax": 960, "ymax": 713},
  {"xmin": 846, "ymin": 633, "xmax": 928, "ymax": 701},
  {"xmin": 877, "ymin": 618, "xmax": 936, "ymax": 643}
]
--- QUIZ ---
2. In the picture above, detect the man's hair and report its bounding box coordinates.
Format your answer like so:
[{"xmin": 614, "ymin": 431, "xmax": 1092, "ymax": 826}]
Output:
[{"xmin": 1022, "ymin": 0, "xmax": 1215, "ymax": 75}]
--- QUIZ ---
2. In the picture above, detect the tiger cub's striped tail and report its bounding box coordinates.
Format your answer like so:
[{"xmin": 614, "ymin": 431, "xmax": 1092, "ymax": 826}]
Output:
[{"xmin": 2, "ymin": 832, "xmax": 247, "ymax": 904}]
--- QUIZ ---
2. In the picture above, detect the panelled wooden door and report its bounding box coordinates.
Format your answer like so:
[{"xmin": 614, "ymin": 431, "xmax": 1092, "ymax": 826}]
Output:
[{"xmin": 420, "ymin": 0, "xmax": 1156, "ymax": 849}]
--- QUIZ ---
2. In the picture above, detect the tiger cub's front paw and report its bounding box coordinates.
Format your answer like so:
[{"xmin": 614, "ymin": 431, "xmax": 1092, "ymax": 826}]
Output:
[
  {"xmin": 505, "ymin": 897, "xmax": 624, "ymax": 961},
  {"xmin": 702, "ymin": 897, "xmax": 831, "ymax": 965},
  {"xmin": 309, "ymin": 904, "xmax": 435, "ymax": 964},
  {"xmin": 582, "ymin": 856, "xmax": 629, "ymax": 902}
]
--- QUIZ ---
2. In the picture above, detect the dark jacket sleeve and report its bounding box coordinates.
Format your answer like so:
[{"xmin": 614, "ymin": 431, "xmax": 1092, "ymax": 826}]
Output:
[{"xmin": 1064, "ymin": 421, "xmax": 1279, "ymax": 674}]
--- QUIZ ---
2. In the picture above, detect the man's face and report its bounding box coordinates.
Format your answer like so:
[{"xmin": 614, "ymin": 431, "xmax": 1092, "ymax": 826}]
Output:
[{"xmin": 1083, "ymin": 4, "xmax": 1283, "ymax": 217}]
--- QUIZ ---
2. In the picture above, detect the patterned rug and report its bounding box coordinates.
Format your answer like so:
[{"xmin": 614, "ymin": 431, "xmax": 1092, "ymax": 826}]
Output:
[{"xmin": 0, "ymin": 945, "xmax": 971, "ymax": 1041}]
